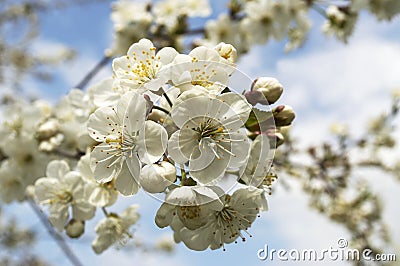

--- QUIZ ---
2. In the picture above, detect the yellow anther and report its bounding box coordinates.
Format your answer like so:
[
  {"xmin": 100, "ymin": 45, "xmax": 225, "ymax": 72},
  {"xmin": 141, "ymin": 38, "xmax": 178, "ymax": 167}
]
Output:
[{"xmin": 106, "ymin": 138, "xmax": 122, "ymax": 144}]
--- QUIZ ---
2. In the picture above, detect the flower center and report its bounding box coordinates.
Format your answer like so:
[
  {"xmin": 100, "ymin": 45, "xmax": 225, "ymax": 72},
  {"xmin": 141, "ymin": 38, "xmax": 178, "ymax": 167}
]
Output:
[
  {"xmin": 96, "ymin": 132, "xmax": 138, "ymax": 169},
  {"xmin": 128, "ymin": 47, "xmax": 161, "ymax": 83},
  {"xmin": 179, "ymin": 206, "xmax": 202, "ymax": 220},
  {"xmin": 191, "ymin": 118, "xmax": 237, "ymax": 160},
  {"xmin": 194, "ymin": 118, "xmax": 225, "ymax": 140},
  {"xmin": 189, "ymin": 62, "xmax": 218, "ymax": 88},
  {"xmin": 57, "ymin": 191, "xmax": 73, "ymax": 204}
]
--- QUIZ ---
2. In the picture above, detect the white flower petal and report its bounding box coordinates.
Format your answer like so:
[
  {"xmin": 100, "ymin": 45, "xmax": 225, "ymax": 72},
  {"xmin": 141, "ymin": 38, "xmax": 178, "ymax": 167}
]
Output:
[
  {"xmin": 180, "ymin": 224, "xmax": 214, "ymax": 251},
  {"xmin": 189, "ymin": 147, "xmax": 229, "ymax": 184},
  {"xmin": 217, "ymin": 93, "xmax": 252, "ymax": 130},
  {"xmin": 225, "ymin": 132, "xmax": 250, "ymax": 167},
  {"xmin": 88, "ymin": 106, "xmax": 119, "ymax": 142},
  {"xmin": 167, "ymin": 129, "xmax": 198, "ymax": 164},
  {"xmin": 124, "ymin": 92, "xmax": 147, "ymax": 133},
  {"xmin": 170, "ymin": 91, "xmax": 212, "ymax": 128},
  {"xmin": 187, "ymin": 140, "xmax": 215, "ymax": 172},
  {"xmin": 91, "ymin": 143, "xmax": 123, "ymax": 183},
  {"xmin": 155, "ymin": 203, "xmax": 175, "ymax": 228},
  {"xmin": 34, "ymin": 177, "xmax": 61, "ymax": 203},
  {"xmin": 165, "ymin": 186, "xmax": 197, "ymax": 205},
  {"xmin": 92, "ymin": 78, "xmax": 121, "ymax": 107},
  {"xmin": 137, "ymin": 120, "xmax": 167, "ymax": 164},
  {"xmin": 72, "ymin": 201, "xmax": 96, "ymax": 221},
  {"xmin": 192, "ymin": 186, "xmax": 224, "ymax": 211},
  {"xmin": 156, "ymin": 47, "xmax": 178, "ymax": 65},
  {"xmin": 127, "ymin": 38, "xmax": 154, "ymax": 60},
  {"xmin": 239, "ymin": 134, "xmax": 273, "ymax": 187},
  {"xmin": 77, "ymin": 153, "xmax": 94, "ymax": 180},
  {"xmin": 139, "ymin": 163, "xmax": 175, "ymax": 193},
  {"xmin": 46, "ymin": 160, "xmax": 70, "ymax": 179},
  {"xmin": 49, "ymin": 204, "xmax": 69, "ymax": 232},
  {"xmin": 189, "ymin": 46, "xmax": 221, "ymax": 61},
  {"xmin": 87, "ymin": 186, "xmax": 114, "ymax": 207},
  {"xmin": 64, "ymin": 172, "xmax": 84, "ymax": 195},
  {"xmin": 116, "ymin": 158, "xmax": 140, "ymax": 196}
]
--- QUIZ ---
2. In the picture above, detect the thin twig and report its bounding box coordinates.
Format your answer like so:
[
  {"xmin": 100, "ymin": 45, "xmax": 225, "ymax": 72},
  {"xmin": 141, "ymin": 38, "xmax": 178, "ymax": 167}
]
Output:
[
  {"xmin": 101, "ymin": 207, "xmax": 109, "ymax": 217},
  {"xmin": 152, "ymin": 105, "xmax": 170, "ymax": 115},
  {"xmin": 27, "ymin": 199, "xmax": 84, "ymax": 266},
  {"xmin": 53, "ymin": 149, "xmax": 84, "ymax": 160},
  {"xmin": 74, "ymin": 55, "xmax": 111, "ymax": 90},
  {"xmin": 185, "ymin": 28, "xmax": 205, "ymax": 35},
  {"xmin": 311, "ymin": 4, "xmax": 327, "ymax": 18},
  {"xmin": 162, "ymin": 92, "xmax": 173, "ymax": 108}
]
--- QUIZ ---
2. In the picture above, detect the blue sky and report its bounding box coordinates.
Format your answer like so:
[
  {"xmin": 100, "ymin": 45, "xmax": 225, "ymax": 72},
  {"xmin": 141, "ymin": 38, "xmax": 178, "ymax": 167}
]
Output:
[{"xmin": 4, "ymin": 1, "xmax": 400, "ymax": 266}]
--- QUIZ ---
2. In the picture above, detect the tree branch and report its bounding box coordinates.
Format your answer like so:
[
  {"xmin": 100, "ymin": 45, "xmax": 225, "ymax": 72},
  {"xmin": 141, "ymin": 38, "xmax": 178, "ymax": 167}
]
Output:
[{"xmin": 74, "ymin": 55, "xmax": 111, "ymax": 90}]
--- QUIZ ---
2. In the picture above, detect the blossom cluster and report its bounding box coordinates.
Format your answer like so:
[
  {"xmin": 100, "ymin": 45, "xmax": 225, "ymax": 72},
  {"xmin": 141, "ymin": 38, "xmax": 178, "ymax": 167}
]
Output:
[
  {"xmin": 108, "ymin": 0, "xmax": 211, "ymax": 56},
  {"xmin": 108, "ymin": 0, "xmax": 400, "ymax": 56},
  {"xmin": 204, "ymin": 0, "xmax": 400, "ymax": 52},
  {"xmin": 0, "ymin": 38, "xmax": 294, "ymax": 253}
]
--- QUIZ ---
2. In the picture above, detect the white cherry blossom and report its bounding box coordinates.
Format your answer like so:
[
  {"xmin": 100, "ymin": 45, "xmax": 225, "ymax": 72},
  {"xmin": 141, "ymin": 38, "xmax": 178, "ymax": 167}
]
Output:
[
  {"xmin": 77, "ymin": 152, "xmax": 118, "ymax": 207},
  {"xmin": 88, "ymin": 91, "xmax": 167, "ymax": 195},
  {"xmin": 155, "ymin": 185, "xmax": 224, "ymax": 229},
  {"xmin": 169, "ymin": 46, "xmax": 233, "ymax": 95},
  {"xmin": 178, "ymin": 188, "xmax": 267, "ymax": 251},
  {"xmin": 92, "ymin": 205, "xmax": 140, "ymax": 254},
  {"xmin": 34, "ymin": 160, "xmax": 95, "ymax": 232},
  {"xmin": 167, "ymin": 90, "xmax": 251, "ymax": 184},
  {"xmin": 112, "ymin": 38, "xmax": 178, "ymax": 92}
]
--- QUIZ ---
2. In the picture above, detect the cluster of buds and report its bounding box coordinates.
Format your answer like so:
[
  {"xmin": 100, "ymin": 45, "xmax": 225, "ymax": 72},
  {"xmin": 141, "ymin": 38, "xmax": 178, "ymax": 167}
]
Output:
[{"xmin": 244, "ymin": 77, "xmax": 294, "ymax": 148}]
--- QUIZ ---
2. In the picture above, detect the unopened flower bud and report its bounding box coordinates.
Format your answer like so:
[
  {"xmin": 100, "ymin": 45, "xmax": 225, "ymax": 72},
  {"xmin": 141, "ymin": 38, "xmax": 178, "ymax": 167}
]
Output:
[
  {"xmin": 65, "ymin": 219, "xmax": 85, "ymax": 238},
  {"xmin": 214, "ymin": 42, "xmax": 237, "ymax": 63},
  {"xmin": 36, "ymin": 118, "xmax": 60, "ymax": 141},
  {"xmin": 273, "ymin": 105, "xmax": 295, "ymax": 126},
  {"xmin": 246, "ymin": 77, "xmax": 283, "ymax": 105},
  {"xmin": 139, "ymin": 162, "xmax": 176, "ymax": 193},
  {"xmin": 253, "ymin": 77, "xmax": 283, "ymax": 104},
  {"xmin": 265, "ymin": 128, "xmax": 285, "ymax": 147}
]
